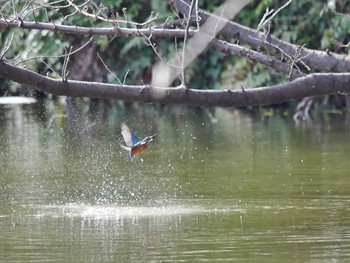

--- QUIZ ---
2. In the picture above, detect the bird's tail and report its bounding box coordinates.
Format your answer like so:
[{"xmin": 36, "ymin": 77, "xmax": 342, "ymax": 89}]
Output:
[
  {"xmin": 120, "ymin": 144, "xmax": 134, "ymax": 160},
  {"xmin": 120, "ymin": 144, "xmax": 131, "ymax": 151}
]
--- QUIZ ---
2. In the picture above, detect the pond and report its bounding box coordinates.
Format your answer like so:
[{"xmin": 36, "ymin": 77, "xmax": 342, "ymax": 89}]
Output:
[{"xmin": 0, "ymin": 103, "xmax": 350, "ymax": 262}]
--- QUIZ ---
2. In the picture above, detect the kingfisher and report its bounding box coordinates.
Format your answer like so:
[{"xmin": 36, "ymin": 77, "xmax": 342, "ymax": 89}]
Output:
[{"xmin": 120, "ymin": 123, "xmax": 158, "ymax": 160}]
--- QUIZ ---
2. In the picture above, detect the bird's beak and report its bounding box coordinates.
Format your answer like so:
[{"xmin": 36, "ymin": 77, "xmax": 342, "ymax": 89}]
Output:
[
  {"xmin": 150, "ymin": 134, "xmax": 158, "ymax": 139},
  {"xmin": 145, "ymin": 134, "xmax": 158, "ymax": 143}
]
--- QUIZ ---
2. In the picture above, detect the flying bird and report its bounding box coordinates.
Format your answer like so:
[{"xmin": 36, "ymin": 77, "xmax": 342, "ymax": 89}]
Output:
[{"xmin": 120, "ymin": 123, "xmax": 158, "ymax": 160}]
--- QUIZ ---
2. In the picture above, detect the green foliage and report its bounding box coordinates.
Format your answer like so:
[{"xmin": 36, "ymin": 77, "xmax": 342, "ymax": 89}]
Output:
[{"xmin": 187, "ymin": 48, "xmax": 225, "ymax": 90}]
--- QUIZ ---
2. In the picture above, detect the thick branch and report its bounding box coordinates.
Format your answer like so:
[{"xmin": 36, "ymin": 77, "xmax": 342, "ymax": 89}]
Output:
[
  {"xmin": 169, "ymin": 0, "xmax": 350, "ymax": 73},
  {"xmin": 210, "ymin": 39, "xmax": 304, "ymax": 80},
  {"xmin": 0, "ymin": 60, "xmax": 349, "ymax": 107}
]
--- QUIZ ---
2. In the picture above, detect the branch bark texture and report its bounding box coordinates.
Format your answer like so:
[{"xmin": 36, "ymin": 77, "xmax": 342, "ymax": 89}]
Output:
[{"xmin": 1, "ymin": 60, "xmax": 349, "ymax": 107}]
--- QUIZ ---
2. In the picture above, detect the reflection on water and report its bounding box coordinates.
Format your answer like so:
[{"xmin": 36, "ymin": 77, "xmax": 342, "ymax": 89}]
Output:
[{"xmin": 0, "ymin": 104, "xmax": 350, "ymax": 262}]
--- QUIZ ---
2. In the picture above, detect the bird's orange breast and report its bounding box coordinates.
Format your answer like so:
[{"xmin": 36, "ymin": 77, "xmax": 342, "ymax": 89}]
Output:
[{"xmin": 131, "ymin": 143, "xmax": 148, "ymax": 157}]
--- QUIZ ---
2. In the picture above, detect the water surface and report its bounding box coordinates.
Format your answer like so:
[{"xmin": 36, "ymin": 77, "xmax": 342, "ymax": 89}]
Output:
[{"xmin": 0, "ymin": 105, "xmax": 350, "ymax": 262}]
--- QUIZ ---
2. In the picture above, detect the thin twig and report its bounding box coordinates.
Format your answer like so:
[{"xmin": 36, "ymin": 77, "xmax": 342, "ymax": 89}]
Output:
[
  {"xmin": 140, "ymin": 29, "xmax": 164, "ymax": 62},
  {"xmin": 13, "ymin": 37, "xmax": 94, "ymax": 66},
  {"xmin": 257, "ymin": 0, "xmax": 292, "ymax": 32},
  {"xmin": 141, "ymin": 28, "xmax": 184, "ymax": 70},
  {"xmin": 122, "ymin": 69, "xmax": 129, "ymax": 85},
  {"xmin": 62, "ymin": 45, "xmax": 73, "ymax": 81},
  {"xmin": 194, "ymin": 0, "xmax": 200, "ymax": 30},
  {"xmin": 332, "ymin": 38, "xmax": 350, "ymax": 48},
  {"xmin": 0, "ymin": 32, "xmax": 15, "ymax": 59},
  {"xmin": 181, "ymin": 0, "xmax": 197, "ymax": 87},
  {"xmin": 40, "ymin": 58, "xmax": 61, "ymax": 80},
  {"xmin": 66, "ymin": 0, "xmax": 158, "ymax": 27},
  {"xmin": 287, "ymin": 44, "xmax": 311, "ymax": 79},
  {"xmin": 257, "ymin": 7, "xmax": 274, "ymax": 32},
  {"xmin": 97, "ymin": 52, "xmax": 122, "ymax": 85},
  {"xmin": 249, "ymin": 35, "xmax": 310, "ymax": 76},
  {"xmin": 332, "ymin": 10, "xmax": 350, "ymax": 18}
]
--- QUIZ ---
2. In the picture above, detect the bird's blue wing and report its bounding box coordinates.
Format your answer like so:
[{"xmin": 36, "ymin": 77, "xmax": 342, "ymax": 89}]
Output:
[
  {"xmin": 130, "ymin": 132, "xmax": 139, "ymax": 146},
  {"xmin": 121, "ymin": 123, "xmax": 139, "ymax": 146}
]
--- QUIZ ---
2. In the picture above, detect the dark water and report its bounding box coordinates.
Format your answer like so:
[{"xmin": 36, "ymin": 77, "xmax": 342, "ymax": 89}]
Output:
[{"xmin": 0, "ymin": 104, "xmax": 350, "ymax": 262}]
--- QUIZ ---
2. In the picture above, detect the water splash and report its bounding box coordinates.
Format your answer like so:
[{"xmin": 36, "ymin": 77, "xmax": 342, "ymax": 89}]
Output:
[
  {"xmin": 0, "ymin": 96, "xmax": 36, "ymax": 105},
  {"xmin": 36, "ymin": 203, "xmax": 243, "ymax": 220}
]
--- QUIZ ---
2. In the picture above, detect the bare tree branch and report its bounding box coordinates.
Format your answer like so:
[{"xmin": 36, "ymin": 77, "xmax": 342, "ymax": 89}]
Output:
[
  {"xmin": 0, "ymin": 19, "xmax": 191, "ymax": 38},
  {"xmin": 0, "ymin": 60, "xmax": 349, "ymax": 107},
  {"xmin": 210, "ymin": 39, "xmax": 304, "ymax": 80}
]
